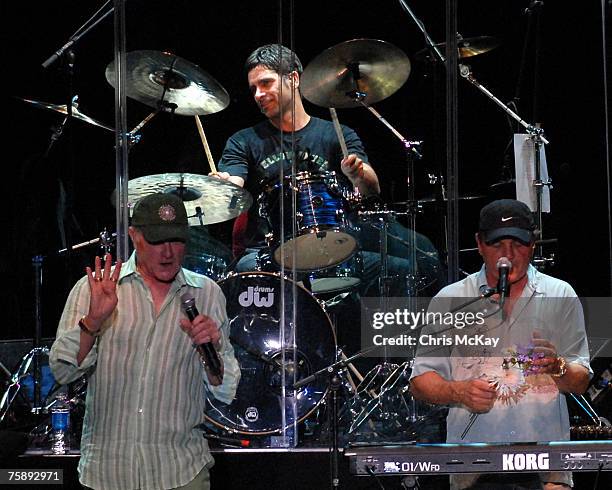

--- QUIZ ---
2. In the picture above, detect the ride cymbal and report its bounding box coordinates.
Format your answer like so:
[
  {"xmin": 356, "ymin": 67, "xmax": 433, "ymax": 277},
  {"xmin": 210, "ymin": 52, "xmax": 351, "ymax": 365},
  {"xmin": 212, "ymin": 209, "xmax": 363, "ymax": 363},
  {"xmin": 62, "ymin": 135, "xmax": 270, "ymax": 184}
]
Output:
[
  {"xmin": 120, "ymin": 173, "xmax": 252, "ymax": 226},
  {"xmin": 300, "ymin": 39, "xmax": 411, "ymax": 108},
  {"xmin": 16, "ymin": 97, "xmax": 113, "ymax": 131},
  {"xmin": 415, "ymin": 36, "xmax": 499, "ymax": 61},
  {"xmin": 105, "ymin": 51, "xmax": 230, "ymax": 115}
]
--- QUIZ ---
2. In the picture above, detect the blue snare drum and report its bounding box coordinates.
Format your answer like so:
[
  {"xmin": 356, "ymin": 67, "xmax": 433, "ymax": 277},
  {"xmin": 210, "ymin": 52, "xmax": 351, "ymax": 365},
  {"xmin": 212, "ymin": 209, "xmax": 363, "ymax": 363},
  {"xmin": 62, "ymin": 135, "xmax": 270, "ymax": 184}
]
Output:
[{"xmin": 263, "ymin": 171, "xmax": 357, "ymax": 271}]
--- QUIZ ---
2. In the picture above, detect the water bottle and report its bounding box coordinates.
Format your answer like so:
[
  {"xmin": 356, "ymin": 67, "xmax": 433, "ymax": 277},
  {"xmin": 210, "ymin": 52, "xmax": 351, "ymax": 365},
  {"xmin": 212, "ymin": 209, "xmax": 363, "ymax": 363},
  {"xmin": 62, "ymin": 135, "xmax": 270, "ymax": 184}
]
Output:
[{"xmin": 50, "ymin": 392, "xmax": 70, "ymax": 454}]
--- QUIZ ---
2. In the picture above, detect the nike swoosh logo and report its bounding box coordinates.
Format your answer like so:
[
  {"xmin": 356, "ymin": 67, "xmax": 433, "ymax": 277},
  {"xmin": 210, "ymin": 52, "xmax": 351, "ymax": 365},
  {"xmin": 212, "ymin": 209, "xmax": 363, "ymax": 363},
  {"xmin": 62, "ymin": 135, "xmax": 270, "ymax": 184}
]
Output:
[{"xmin": 501, "ymin": 216, "xmax": 514, "ymax": 222}]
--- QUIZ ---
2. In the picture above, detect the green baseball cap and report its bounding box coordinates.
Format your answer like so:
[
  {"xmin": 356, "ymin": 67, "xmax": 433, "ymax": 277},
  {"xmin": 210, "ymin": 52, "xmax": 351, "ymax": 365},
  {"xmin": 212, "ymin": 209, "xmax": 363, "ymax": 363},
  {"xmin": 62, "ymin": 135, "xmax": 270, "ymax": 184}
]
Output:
[{"xmin": 131, "ymin": 193, "xmax": 189, "ymax": 244}]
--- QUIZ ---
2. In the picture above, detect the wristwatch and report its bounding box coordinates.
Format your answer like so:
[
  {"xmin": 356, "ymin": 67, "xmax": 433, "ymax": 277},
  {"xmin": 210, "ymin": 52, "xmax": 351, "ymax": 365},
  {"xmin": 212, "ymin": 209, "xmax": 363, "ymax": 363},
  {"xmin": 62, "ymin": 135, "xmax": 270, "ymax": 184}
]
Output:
[
  {"xmin": 551, "ymin": 356, "xmax": 567, "ymax": 377},
  {"xmin": 78, "ymin": 316, "xmax": 100, "ymax": 337}
]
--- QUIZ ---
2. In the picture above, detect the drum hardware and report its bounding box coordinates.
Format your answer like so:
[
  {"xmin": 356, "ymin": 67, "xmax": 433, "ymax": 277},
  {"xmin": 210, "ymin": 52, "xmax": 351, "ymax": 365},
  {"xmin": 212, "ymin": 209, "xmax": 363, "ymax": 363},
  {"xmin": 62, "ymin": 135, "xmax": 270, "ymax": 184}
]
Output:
[
  {"xmin": 0, "ymin": 344, "xmax": 87, "ymax": 448},
  {"xmin": 106, "ymin": 50, "xmax": 226, "ymax": 179},
  {"xmin": 0, "ymin": 347, "xmax": 50, "ymax": 421},
  {"xmin": 307, "ymin": 254, "xmax": 364, "ymax": 295},
  {"xmin": 16, "ymin": 96, "xmax": 168, "ymax": 151},
  {"xmin": 295, "ymin": 287, "xmax": 498, "ymax": 443},
  {"xmin": 56, "ymin": 228, "xmax": 117, "ymax": 256},
  {"xmin": 317, "ymin": 292, "xmax": 352, "ymax": 310},
  {"xmin": 413, "ymin": 35, "xmax": 500, "ymax": 62},
  {"xmin": 205, "ymin": 272, "xmax": 336, "ymax": 437},
  {"xmin": 20, "ymin": 231, "xmax": 117, "ymax": 419},
  {"xmin": 457, "ymin": 67, "xmax": 554, "ymax": 268},
  {"xmin": 411, "ymin": 193, "xmax": 486, "ymax": 206},
  {"xmin": 363, "ymin": 223, "xmax": 445, "ymax": 294},
  {"xmin": 105, "ymin": 50, "xmax": 230, "ymax": 116},
  {"xmin": 300, "ymin": 39, "xmax": 411, "ymax": 109},
  {"xmin": 182, "ymin": 227, "xmax": 233, "ymax": 281},
  {"xmin": 16, "ymin": 96, "xmax": 114, "ymax": 132},
  {"xmin": 569, "ymin": 393, "xmax": 608, "ymax": 429},
  {"xmin": 301, "ymin": 38, "xmax": 426, "ymax": 298},
  {"xmin": 261, "ymin": 171, "xmax": 358, "ymax": 271},
  {"xmin": 252, "ymin": 244, "xmax": 363, "ymax": 298},
  {"xmin": 118, "ymin": 173, "xmax": 253, "ymax": 226},
  {"xmin": 345, "ymin": 361, "xmax": 435, "ymax": 440},
  {"xmin": 400, "ymin": 0, "xmax": 553, "ymax": 275}
]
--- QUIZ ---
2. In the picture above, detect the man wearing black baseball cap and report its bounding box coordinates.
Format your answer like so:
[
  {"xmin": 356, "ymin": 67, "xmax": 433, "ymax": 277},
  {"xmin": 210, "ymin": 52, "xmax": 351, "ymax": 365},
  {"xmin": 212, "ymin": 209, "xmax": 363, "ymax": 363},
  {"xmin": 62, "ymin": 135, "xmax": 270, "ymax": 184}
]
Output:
[
  {"xmin": 50, "ymin": 192, "xmax": 240, "ymax": 490},
  {"xmin": 475, "ymin": 198, "xmax": 538, "ymax": 297},
  {"xmin": 410, "ymin": 199, "xmax": 591, "ymax": 489},
  {"xmin": 478, "ymin": 198, "xmax": 537, "ymax": 245}
]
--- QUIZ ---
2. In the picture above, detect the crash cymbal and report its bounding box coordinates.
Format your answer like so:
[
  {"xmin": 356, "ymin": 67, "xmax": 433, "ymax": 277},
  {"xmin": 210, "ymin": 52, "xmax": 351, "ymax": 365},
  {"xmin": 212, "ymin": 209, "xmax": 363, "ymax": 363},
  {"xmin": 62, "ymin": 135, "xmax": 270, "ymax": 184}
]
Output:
[
  {"xmin": 105, "ymin": 51, "xmax": 230, "ymax": 115},
  {"xmin": 122, "ymin": 173, "xmax": 252, "ymax": 226},
  {"xmin": 301, "ymin": 39, "xmax": 411, "ymax": 108},
  {"xmin": 415, "ymin": 36, "xmax": 499, "ymax": 61},
  {"xmin": 17, "ymin": 97, "xmax": 114, "ymax": 131}
]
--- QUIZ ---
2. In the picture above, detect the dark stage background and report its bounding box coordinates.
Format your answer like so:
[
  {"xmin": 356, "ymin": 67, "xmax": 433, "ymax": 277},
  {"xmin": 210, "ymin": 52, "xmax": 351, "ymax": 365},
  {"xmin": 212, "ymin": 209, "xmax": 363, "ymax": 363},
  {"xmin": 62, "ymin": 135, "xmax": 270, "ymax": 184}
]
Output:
[{"xmin": 0, "ymin": 0, "xmax": 610, "ymax": 342}]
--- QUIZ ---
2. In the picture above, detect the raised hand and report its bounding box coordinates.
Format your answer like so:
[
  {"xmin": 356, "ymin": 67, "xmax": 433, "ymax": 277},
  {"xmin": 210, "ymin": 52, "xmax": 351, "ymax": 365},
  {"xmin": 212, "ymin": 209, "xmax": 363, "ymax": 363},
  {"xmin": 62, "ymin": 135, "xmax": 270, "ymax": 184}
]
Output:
[{"xmin": 84, "ymin": 253, "xmax": 123, "ymax": 333}]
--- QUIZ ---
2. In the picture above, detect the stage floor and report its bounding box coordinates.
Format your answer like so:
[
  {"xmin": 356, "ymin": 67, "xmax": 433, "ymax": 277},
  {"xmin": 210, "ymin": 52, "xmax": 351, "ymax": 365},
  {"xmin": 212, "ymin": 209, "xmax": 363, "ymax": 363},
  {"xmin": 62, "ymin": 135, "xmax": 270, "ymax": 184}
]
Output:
[{"xmin": 5, "ymin": 447, "xmax": 611, "ymax": 489}]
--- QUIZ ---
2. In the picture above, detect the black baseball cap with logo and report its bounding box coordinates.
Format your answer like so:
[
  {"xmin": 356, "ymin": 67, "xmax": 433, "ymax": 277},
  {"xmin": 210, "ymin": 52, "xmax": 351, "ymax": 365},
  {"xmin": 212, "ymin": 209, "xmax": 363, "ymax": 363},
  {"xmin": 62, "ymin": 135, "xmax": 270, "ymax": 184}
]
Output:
[
  {"xmin": 131, "ymin": 193, "xmax": 189, "ymax": 244},
  {"xmin": 478, "ymin": 199, "xmax": 537, "ymax": 245}
]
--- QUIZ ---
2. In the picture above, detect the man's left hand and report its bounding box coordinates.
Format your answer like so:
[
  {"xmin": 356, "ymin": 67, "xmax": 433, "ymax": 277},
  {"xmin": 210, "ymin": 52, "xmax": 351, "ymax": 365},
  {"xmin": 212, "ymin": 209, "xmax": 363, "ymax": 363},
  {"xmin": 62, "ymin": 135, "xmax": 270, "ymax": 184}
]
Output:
[{"xmin": 531, "ymin": 330, "xmax": 562, "ymax": 375}]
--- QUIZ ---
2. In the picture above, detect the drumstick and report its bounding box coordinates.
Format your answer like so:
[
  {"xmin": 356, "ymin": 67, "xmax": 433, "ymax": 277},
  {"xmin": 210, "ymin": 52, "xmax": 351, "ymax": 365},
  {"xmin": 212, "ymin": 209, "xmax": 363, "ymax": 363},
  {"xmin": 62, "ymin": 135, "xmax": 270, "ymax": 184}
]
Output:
[
  {"xmin": 128, "ymin": 111, "xmax": 157, "ymax": 136},
  {"xmin": 194, "ymin": 115, "xmax": 217, "ymax": 174},
  {"xmin": 329, "ymin": 108, "xmax": 348, "ymax": 160},
  {"xmin": 330, "ymin": 108, "xmax": 360, "ymax": 195},
  {"xmin": 341, "ymin": 351, "xmax": 365, "ymax": 384}
]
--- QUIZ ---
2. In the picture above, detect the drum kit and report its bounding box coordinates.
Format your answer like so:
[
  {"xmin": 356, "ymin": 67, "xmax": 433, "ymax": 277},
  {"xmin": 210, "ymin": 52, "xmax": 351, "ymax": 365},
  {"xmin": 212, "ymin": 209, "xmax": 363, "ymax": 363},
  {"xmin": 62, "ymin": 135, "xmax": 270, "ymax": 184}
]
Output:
[{"xmin": 8, "ymin": 35, "xmax": 504, "ymax": 448}]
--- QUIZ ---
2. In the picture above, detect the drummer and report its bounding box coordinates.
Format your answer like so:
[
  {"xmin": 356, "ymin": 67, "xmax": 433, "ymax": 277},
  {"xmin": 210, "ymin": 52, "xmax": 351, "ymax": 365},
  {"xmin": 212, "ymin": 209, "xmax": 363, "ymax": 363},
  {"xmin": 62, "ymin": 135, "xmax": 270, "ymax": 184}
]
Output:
[{"xmin": 212, "ymin": 43, "xmax": 412, "ymax": 294}]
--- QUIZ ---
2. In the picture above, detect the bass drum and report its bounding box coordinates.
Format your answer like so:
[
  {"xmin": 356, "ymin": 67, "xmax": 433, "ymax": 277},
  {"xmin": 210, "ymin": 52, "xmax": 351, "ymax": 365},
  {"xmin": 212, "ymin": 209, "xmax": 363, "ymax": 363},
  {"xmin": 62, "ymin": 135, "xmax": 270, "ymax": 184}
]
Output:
[{"xmin": 206, "ymin": 272, "xmax": 336, "ymax": 435}]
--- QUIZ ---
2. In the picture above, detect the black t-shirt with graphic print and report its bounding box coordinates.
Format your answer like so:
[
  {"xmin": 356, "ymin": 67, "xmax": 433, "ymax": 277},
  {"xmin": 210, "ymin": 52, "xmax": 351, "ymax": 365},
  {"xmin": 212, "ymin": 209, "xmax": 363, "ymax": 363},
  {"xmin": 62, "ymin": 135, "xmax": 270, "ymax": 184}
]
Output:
[{"xmin": 218, "ymin": 116, "xmax": 369, "ymax": 247}]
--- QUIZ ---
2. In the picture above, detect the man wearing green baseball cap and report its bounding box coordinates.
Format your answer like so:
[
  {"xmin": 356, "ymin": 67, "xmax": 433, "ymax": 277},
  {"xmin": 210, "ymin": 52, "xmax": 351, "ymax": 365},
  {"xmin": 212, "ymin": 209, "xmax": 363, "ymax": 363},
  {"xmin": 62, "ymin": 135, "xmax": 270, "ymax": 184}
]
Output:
[{"xmin": 50, "ymin": 192, "xmax": 240, "ymax": 490}]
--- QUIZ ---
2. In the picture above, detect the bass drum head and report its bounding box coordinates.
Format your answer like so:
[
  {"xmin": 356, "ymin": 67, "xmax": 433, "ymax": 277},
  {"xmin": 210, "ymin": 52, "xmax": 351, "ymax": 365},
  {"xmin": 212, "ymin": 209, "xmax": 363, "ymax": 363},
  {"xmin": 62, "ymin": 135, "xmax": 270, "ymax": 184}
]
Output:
[{"xmin": 206, "ymin": 272, "xmax": 336, "ymax": 435}]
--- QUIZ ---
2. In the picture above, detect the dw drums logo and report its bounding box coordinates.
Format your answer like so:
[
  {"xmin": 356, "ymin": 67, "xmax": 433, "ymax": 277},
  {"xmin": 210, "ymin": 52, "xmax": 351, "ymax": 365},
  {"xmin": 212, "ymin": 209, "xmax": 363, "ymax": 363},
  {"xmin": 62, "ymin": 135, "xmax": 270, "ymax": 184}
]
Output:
[
  {"xmin": 239, "ymin": 286, "xmax": 275, "ymax": 307},
  {"xmin": 502, "ymin": 453, "xmax": 550, "ymax": 471}
]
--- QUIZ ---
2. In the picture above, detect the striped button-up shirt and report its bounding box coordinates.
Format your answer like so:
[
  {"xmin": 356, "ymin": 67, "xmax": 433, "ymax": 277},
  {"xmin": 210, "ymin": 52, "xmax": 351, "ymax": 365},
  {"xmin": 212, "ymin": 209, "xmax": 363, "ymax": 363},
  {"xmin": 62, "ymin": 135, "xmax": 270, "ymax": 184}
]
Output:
[{"xmin": 50, "ymin": 252, "xmax": 240, "ymax": 490}]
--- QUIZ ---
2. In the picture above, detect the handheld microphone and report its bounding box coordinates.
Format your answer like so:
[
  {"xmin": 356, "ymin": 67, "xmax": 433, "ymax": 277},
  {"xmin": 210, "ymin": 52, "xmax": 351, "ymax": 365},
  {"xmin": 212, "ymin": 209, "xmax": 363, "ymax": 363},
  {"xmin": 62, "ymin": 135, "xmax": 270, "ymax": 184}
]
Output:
[
  {"xmin": 496, "ymin": 257, "xmax": 512, "ymax": 307},
  {"xmin": 180, "ymin": 294, "xmax": 222, "ymax": 377}
]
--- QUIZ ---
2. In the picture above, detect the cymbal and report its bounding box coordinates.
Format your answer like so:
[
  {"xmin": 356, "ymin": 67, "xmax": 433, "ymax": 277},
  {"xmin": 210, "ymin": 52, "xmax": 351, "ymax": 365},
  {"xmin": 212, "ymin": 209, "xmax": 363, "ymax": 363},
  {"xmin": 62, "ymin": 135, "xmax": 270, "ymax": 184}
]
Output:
[
  {"xmin": 123, "ymin": 173, "xmax": 252, "ymax": 226},
  {"xmin": 392, "ymin": 194, "xmax": 485, "ymax": 206},
  {"xmin": 16, "ymin": 97, "xmax": 114, "ymax": 131},
  {"xmin": 300, "ymin": 39, "xmax": 411, "ymax": 108},
  {"xmin": 105, "ymin": 51, "xmax": 230, "ymax": 116},
  {"xmin": 415, "ymin": 36, "xmax": 499, "ymax": 61},
  {"xmin": 489, "ymin": 178, "xmax": 515, "ymax": 190}
]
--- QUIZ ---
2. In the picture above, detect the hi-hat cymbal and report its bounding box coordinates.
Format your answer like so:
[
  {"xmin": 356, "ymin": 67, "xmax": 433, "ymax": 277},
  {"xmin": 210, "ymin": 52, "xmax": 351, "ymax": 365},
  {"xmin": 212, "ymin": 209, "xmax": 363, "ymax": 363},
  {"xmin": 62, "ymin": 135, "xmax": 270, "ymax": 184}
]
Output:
[
  {"xmin": 121, "ymin": 173, "xmax": 252, "ymax": 226},
  {"xmin": 17, "ymin": 97, "xmax": 114, "ymax": 131},
  {"xmin": 415, "ymin": 36, "xmax": 499, "ymax": 61},
  {"xmin": 105, "ymin": 51, "xmax": 230, "ymax": 116},
  {"xmin": 300, "ymin": 39, "xmax": 411, "ymax": 108}
]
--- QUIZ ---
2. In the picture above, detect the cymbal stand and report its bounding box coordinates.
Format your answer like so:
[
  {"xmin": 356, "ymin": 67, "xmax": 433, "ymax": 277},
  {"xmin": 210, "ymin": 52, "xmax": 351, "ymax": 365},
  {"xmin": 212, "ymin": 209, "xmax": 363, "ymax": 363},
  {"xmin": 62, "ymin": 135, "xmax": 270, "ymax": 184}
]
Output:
[
  {"xmin": 26, "ymin": 231, "xmax": 117, "ymax": 415},
  {"xmin": 348, "ymin": 90, "xmax": 423, "ymax": 297},
  {"xmin": 328, "ymin": 369, "xmax": 342, "ymax": 489},
  {"xmin": 346, "ymin": 90, "xmax": 425, "ymax": 417},
  {"xmin": 458, "ymin": 65, "xmax": 553, "ymax": 266},
  {"xmin": 126, "ymin": 111, "xmax": 160, "ymax": 149}
]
